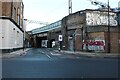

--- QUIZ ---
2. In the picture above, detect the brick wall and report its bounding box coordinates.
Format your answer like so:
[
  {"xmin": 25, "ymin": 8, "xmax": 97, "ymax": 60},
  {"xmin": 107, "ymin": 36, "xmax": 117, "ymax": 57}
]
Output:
[
  {"xmin": 0, "ymin": 1, "xmax": 2, "ymax": 16},
  {"xmin": 61, "ymin": 9, "xmax": 119, "ymax": 53},
  {"xmin": 0, "ymin": 1, "xmax": 24, "ymax": 30},
  {"xmin": 110, "ymin": 32, "xmax": 119, "ymax": 53},
  {"xmin": 105, "ymin": 31, "xmax": 120, "ymax": 53},
  {"xmin": 1, "ymin": 2, "xmax": 12, "ymax": 17},
  {"xmin": 75, "ymin": 29, "xmax": 82, "ymax": 51},
  {"xmin": 87, "ymin": 32, "xmax": 105, "ymax": 52}
]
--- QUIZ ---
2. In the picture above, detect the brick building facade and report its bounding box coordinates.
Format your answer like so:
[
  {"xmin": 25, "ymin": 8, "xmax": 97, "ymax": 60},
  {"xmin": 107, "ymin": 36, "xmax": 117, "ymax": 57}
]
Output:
[
  {"xmin": 0, "ymin": 0, "xmax": 24, "ymax": 30},
  {"xmin": 0, "ymin": 0, "xmax": 25, "ymax": 53},
  {"xmin": 61, "ymin": 9, "xmax": 120, "ymax": 53}
]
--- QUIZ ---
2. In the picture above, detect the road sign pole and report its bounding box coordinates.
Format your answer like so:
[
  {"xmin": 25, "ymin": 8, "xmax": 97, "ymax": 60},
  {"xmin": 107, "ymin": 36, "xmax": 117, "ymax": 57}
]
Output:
[
  {"xmin": 58, "ymin": 41, "xmax": 61, "ymax": 52},
  {"xmin": 58, "ymin": 35, "xmax": 63, "ymax": 52}
]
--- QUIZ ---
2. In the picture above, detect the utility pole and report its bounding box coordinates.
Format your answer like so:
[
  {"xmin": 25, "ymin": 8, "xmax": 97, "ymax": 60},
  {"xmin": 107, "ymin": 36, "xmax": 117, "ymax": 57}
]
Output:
[
  {"xmin": 87, "ymin": 0, "xmax": 108, "ymax": 9},
  {"xmin": 69, "ymin": 0, "xmax": 72, "ymax": 14},
  {"xmin": 107, "ymin": 0, "xmax": 111, "ymax": 53},
  {"xmin": 87, "ymin": 0, "xmax": 111, "ymax": 53}
]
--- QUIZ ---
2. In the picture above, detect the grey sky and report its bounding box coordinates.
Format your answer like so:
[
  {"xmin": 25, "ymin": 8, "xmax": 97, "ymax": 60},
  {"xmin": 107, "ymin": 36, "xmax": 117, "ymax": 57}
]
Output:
[{"xmin": 23, "ymin": 0, "xmax": 119, "ymax": 31}]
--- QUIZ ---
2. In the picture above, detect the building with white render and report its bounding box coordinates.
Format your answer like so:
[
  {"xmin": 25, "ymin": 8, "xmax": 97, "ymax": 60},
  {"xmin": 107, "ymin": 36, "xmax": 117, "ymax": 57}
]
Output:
[{"xmin": 0, "ymin": 0, "xmax": 25, "ymax": 53}]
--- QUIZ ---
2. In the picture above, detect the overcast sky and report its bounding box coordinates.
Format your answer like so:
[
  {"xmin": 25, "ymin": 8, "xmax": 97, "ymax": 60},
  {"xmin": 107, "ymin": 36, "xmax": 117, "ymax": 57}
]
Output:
[{"xmin": 23, "ymin": 0, "xmax": 119, "ymax": 31}]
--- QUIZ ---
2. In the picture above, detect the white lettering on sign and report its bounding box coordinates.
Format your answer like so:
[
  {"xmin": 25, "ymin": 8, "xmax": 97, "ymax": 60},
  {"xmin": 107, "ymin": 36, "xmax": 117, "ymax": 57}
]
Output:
[{"xmin": 86, "ymin": 11, "xmax": 118, "ymax": 26}]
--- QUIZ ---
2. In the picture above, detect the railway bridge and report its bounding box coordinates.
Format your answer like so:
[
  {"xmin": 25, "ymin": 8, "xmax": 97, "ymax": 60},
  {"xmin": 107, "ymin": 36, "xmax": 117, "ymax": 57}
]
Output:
[
  {"xmin": 28, "ymin": 9, "xmax": 120, "ymax": 53},
  {"xmin": 31, "ymin": 20, "xmax": 62, "ymax": 48}
]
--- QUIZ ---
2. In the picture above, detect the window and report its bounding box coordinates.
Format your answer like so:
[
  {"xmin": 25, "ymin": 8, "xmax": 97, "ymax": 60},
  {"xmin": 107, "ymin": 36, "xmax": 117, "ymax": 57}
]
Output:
[
  {"xmin": 17, "ymin": 7, "xmax": 20, "ymax": 26},
  {"xmin": 13, "ymin": 7, "xmax": 16, "ymax": 21}
]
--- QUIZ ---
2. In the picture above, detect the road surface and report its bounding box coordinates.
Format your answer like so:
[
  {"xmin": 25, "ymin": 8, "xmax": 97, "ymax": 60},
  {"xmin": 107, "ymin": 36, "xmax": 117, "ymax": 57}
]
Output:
[{"xmin": 2, "ymin": 48, "xmax": 119, "ymax": 79}]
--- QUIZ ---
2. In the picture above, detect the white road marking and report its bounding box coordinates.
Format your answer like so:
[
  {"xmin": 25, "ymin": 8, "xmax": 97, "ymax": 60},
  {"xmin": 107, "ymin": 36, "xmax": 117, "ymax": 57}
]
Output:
[
  {"xmin": 39, "ymin": 51, "xmax": 45, "ymax": 54},
  {"xmin": 39, "ymin": 50, "xmax": 52, "ymax": 59},
  {"xmin": 46, "ymin": 54, "xmax": 53, "ymax": 59},
  {"xmin": 76, "ymin": 57, "xmax": 80, "ymax": 59},
  {"xmin": 50, "ymin": 52, "xmax": 61, "ymax": 56},
  {"xmin": 41, "ymin": 51, "xmax": 45, "ymax": 54}
]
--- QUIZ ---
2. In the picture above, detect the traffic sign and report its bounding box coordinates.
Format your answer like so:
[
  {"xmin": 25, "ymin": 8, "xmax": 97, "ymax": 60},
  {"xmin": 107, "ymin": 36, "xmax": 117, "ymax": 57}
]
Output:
[{"xmin": 59, "ymin": 35, "xmax": 62, "ymax": 41}]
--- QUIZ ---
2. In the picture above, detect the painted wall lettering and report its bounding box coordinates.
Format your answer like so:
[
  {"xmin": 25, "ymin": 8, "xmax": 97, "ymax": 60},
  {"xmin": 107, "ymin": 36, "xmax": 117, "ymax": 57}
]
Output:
[
  {"xmin": 83, "ymin": 40, "xmax": 105, "ymax": 51},
  {"xmin": 86, "ymin": 11, "xmax": 117, "ymax": 26}
]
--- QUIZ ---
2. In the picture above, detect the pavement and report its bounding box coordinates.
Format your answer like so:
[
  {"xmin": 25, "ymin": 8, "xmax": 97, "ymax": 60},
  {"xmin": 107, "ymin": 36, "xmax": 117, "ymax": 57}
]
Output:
[
  {"xmin": 0, "ymin": 48, "xmax": 31, "ymax": 59},
  {"xmin": 0, "ymin": 48, "xmax": 120, "ymax": 59},
  {"xmin": 55, "ymin": 50, "xmax": 120, "ymax": 59}
]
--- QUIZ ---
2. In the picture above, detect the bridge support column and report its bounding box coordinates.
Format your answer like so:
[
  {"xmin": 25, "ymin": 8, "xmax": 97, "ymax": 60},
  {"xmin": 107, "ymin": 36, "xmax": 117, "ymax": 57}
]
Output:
[
  {"xmin": 47, "ymin": 32, "xmax": 51, "ymax": 48},
  {"xmin": 33, "ymin": 36, "xmax": 37, "ymax": 48},
  {"xmin": 47, "ymin": 40, "xmax": 50, "ymax": 48}
]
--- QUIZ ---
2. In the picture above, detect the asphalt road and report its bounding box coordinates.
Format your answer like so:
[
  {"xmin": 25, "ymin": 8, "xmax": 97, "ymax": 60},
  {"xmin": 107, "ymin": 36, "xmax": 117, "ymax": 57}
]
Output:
[{"xmin": 2, "ymin": 48, "xmax": 119, "ymax": 79}]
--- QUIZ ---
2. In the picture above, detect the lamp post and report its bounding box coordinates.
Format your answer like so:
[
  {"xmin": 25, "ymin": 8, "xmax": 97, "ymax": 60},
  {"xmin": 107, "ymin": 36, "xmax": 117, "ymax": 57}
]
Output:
[{"xmin": 107, "ymin": 0, "xmax": 111, "ymax": 53}]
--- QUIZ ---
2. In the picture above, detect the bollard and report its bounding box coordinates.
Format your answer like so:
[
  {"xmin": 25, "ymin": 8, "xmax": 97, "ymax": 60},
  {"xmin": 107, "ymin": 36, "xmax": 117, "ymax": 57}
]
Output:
[{"xmin": 58, "ymin": 47, "xmax": 61, "ymax": 52}]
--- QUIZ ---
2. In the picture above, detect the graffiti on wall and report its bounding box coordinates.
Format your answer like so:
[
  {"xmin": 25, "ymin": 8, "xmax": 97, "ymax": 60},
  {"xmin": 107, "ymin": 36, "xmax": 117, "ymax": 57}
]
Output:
[
  {"xmin": 86, "ymin": 11, "xmax": 118, "ymax": 26},
  {"xmin": 83, "ymin": 40, "xmax": 105, "ymax": 51}
]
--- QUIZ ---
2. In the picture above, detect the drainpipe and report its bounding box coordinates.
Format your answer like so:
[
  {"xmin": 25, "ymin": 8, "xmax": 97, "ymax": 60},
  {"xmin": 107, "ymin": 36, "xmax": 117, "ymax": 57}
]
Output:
[
  {"xmin": 11, "ymin": 0, "xmax": 13, "ymax": 18},
  {"xmin": 81, "ymin": 27, "xmax": 83, "ymax": 51},
  {"xmin": 73, "ymin": 32, "xmax": 75, "ymax": 52}
]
